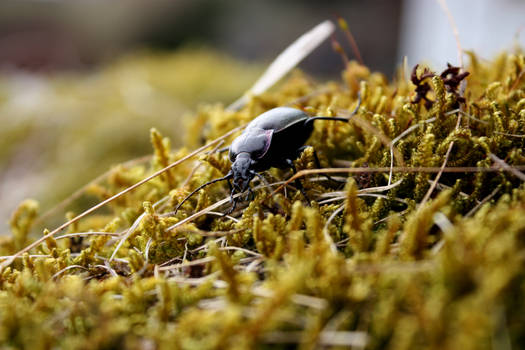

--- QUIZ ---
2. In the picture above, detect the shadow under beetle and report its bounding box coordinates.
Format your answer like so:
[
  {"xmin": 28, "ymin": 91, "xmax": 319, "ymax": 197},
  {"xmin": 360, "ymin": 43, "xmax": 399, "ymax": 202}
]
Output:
[{"xmin": 176, "ymin": 98, "xmax": 360, "ymax": 214}]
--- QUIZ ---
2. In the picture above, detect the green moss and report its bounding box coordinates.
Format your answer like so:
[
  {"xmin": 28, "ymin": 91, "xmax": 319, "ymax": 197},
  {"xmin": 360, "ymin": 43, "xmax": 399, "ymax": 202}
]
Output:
[{"xmin": 1, "ymin": 49, "xmax": 525, "ymax": 349}]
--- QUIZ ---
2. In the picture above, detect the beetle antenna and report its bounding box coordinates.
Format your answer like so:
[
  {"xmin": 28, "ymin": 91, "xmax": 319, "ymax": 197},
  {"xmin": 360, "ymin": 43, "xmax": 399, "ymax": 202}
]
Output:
[
  {"xmin": 175, "ymin": 171, "xmax": 233, "ymax": 213},
  {"xmin": 305, "ymin": 92, "xmax": 362, "ymax": 125}
]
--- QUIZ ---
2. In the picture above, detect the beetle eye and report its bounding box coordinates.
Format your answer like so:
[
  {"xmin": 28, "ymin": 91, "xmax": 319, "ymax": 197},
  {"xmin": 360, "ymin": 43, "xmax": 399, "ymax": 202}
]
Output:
[{"xmin": 229, "ymin": 150, "xmax": 236, "ymax": 162}]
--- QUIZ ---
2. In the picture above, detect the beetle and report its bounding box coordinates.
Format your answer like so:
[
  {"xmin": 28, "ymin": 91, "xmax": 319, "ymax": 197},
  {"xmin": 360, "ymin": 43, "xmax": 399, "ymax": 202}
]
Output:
[{"xmin": 176, "ymin": 98, "xmax": 360, "ymax": 214}]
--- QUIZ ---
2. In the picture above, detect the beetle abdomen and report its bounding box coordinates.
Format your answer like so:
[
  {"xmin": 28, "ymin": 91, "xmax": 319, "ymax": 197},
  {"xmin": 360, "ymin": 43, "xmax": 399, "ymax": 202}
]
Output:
[{"xmin": 247, "ymin": 107, "xmax": 308, "ymax": 132}]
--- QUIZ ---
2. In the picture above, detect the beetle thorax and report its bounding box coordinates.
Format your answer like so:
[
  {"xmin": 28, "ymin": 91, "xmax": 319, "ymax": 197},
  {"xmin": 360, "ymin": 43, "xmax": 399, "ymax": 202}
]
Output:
[
  {"xmin": 229, "ymin": 129, "xmax": 273, "ymax": 162},
  {"xmin": 232, "ymin": 152, "xmax": 254, "ymax": 192}
]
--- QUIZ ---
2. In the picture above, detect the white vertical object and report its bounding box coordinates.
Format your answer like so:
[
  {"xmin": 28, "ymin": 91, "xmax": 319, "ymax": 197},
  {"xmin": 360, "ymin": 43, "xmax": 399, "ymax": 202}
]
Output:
[{"xmin": 398, "ymin": 0, "xmax": 525, "ymax": 68}]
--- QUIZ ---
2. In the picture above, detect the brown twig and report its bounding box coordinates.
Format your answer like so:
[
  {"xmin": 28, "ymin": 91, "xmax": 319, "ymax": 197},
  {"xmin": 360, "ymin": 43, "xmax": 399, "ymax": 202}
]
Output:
[
  {"xmin": 34, "ymin": 154, "xmax": 152, "ymax": 227},
  {"xmin": 270, "ymin": 165, "xmax": 525, "ymax": 198},
  {"xmin": 465, "ymin": 186, "xmax": 501, "ymax": 217},
  {"xmin": 420, "ymin": 139, "xmax": 455, "ymax": 206},
  {"xmin": 490, "ymin": 153, "xmax": 525, "ymax": 181},
  {"xmin": 0, "ymin": 125, "xmax": 245, "ymax": 271}
]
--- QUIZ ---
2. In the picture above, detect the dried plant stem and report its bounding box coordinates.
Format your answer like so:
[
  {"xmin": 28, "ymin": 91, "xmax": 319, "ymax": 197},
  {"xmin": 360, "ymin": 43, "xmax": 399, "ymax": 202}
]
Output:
[
  {"xmin": 510, "ymin": 70, "xmax": 525, "ymax": 91},
  {"xmin": 344, "ymin": 112, "xmax": 404, "ymax": 167},
  {"xmin": 0, "ymin": 125, "xmax": 244, "ymax": 271},
  {"xmin": 389, "ymin": 117, "xmax": 436, "ymax": 185},
  {"xmin": 323, "ymin": 204, "xmax": 345, "ymax": 253},
  {"xmin": 159, "ymin": 256, "xmax": 215, "ymax": 271},
  {"xmin": 54, "ymin": 232, "xmax": 120, "ymax": 241},
  {"xmin": 34, "ymin": 154, "xmax": 152, "ymax": 227},
  {"xmin": 165, "ymin": 182, "xmax": 272, "ymax": 232},
  {"xmin": 420, "ymin": 140, "xmax": 455, "ymax": 206},
  {"xmin": 0, "ymin": 254, "xmax": 50, "ymax": 261},
  {"xmin": 51, "ymin": 265, "xmax": 89, "ymax": 280},
  {"xmin": 420, "ymin": 111, "xmax": 462, "ymax": 207},
  {"xmin": 490, "ymin": 153, "xmax": 525, "ymax": 181},
  {"xmin": 271, "ymin": 166, "xmax": 525, "ymax": 198},
  {"xmin": 109, "ymin": 212, "xmax": 147, "ymax": 262},
  {"xmin": 465, "ymin": 186, "xmax": 501, "ymax": 217},
  {"xmin": 262, "ymin": 330, "xmax": 368, "ymax": 347}
]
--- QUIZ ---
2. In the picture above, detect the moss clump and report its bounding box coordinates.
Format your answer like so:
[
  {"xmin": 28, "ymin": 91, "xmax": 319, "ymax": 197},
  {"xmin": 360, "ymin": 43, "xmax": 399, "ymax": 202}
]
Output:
[
  {"xmin": 0, "ymin": 47, "xmax": 262, "ymax": 233},
  {"xmin": 1, "ymin": 50, "xmax": 525, "ymax": 349}
]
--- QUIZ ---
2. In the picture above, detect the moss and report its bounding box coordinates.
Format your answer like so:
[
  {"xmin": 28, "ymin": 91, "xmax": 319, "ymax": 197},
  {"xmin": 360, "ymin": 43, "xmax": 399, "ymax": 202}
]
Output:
[{"xmin": 1, "ymin": 49, "xmax": 525, "ymax": 349}]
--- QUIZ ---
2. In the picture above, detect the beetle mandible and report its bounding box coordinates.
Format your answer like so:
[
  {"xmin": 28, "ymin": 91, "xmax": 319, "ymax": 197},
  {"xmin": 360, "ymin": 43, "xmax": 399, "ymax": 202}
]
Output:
[{"xmin": 176, "ymin": 98, "xmax": 360, "ymax": 214}]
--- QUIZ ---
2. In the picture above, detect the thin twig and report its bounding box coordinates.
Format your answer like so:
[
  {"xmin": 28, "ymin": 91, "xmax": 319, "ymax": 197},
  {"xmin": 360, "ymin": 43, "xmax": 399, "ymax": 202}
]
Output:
[
  {"xmin": 318, "ymin": 193, "xmax": 408, "ymax": 206},
  {"xmin": 422, "ymin": 0, "xmax": 467, "ymax": 207},
  {"xmin": 54, "ymin": 231, "xmax": 120, "ymax": 241},
  {"xmin": 220, "ymin": 246, "xmax": 262, "ymax": 257},
  {"xmin": 420, "ymin": 139, "xmax": 455, "ymax": 206},
  {"xmin": 0, "ymin": 125, "xmax": 244, "ymax": 271},
  {"xmin": 388, "ymin": 117, "xmax": 436, "ymax": 185},
  {"xmin": 136, "ymin": 237, "xmax": 153, "ymax": 276},
  {"xmin": 170, "ymin": 227, "xmax": 246, "ymax": 238},
  {"xmin": 0, "ymin": 254, "xmax": 50, "ymax": 261},
  {"xmin": 34, "ymin": 155, "xmax": 152, "ymax": 227},
  {"xmin": 165, "ymin": 182, "xmax": 275, "ymax": 233},
  {"xmin": 95, "ymin": 263, "xmax": 118, "ymax": 277},
  {"xmin": 465, "ymin": 186, "xmax": 501, "ymax": 217},
  {"xmin": 262, "ymin": 330, "xmax": 368, "ymax": 347},
  {"xmin": 51, "ymin": 265, "xmax": 89, "ymax": 280},
  {"xmin": 323, "ymin": 205, "xmax": 344, "ymax": 254},
  {"xmin": 340, "ymin": 111, "xmax": 404, "ymax": 167},
  {"xmin": 455, "ymin": 109, "xmax": 525, "ymax": 137},
  {"xmin": 159, "ymin": 256, "xmax": 215, "ymax": 271},
  {"xmin": 427, "ymin": 179, "xmax": 472, "ymax": 198},
  {"xmin": 490, "ymin": 153, "xmax": 525, "ymax": 181},
  {"xmin": 319, "ymin": 179, "xmax": 403, "ymax": 199},
  {"xmin": 110, "ymin": 195, "xmax": 170, "ymax": 262},
  {"xmin": 270, "ymin": 166, "xmax": 525, "ymax": 198}
]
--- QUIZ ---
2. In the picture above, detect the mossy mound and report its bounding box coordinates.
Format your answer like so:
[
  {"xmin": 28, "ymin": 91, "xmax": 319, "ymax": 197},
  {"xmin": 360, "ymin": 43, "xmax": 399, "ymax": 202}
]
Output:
[
  {"xmin": 1, "ymin": 51, "xmax": 525, "ymax": 349},
  {"xmin": 0, "ymin": 47, "xmax": 261, "ymax": 233}
]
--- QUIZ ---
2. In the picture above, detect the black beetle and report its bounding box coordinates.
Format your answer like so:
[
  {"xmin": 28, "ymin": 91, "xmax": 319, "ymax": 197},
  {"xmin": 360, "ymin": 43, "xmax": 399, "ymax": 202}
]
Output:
[{"xmin": 176, "ymin": 99, "xmax": 360, "ymax": 214}]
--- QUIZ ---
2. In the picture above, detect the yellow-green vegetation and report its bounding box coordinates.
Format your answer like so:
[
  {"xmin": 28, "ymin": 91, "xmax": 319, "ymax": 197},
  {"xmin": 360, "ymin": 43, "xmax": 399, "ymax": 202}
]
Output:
[
  {"xmin": 1, "ymin": 51, "xmax": 525, "ymax": 349},
  {"xmin": 0, "ymin": 47, "xmax": 261, "ymax": 233}
]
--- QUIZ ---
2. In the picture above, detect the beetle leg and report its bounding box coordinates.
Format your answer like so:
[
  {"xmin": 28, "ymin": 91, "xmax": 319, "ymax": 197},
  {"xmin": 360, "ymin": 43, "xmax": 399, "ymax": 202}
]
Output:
[
  {"xmin": 285, "ymin": 158, "xmax": 310, "ymax": 204},
  {"xmin": 223, "ymin": 180, "xmax": 238, "ymax": 216},
  {"xmin": 245, "ymin": 187, "xmax": 255, "ymax": 201},
  {"xmin": 251, "ymin": 170, "xmax": 269, "ymax": 187},
  {"xmin": 225, "ymin": 195, "xmax": 237, "ymax": 215}
]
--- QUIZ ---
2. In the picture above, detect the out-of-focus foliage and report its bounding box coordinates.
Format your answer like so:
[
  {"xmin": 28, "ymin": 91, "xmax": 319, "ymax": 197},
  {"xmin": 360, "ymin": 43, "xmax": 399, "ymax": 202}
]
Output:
[
  {"xmin": 0, "ymin": 47, "xmax": 261, "ymax": 233},
  {"xmin": 1, "ymin": 50, "xmax": 525, "ymax": 349}
]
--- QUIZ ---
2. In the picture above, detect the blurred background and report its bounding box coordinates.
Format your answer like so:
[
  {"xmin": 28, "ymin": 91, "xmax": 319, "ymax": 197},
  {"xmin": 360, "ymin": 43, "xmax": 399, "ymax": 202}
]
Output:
[{"xmin": 0, "ymin": 0, "xmax": 524, "ymax": 234}]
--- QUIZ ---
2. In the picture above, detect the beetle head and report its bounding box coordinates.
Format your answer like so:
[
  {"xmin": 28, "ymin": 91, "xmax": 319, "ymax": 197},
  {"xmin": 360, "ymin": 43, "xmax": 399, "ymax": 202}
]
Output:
[{"xmin": 231, "ymin": 152, "xmax": 254, "ymax": 192}]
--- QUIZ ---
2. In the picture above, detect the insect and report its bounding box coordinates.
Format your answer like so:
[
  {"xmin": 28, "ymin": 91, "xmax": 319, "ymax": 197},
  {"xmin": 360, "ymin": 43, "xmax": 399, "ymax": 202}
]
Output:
[{"xmin": 176, "ymin": 99, "xmax": 360, "ymax": 214}]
